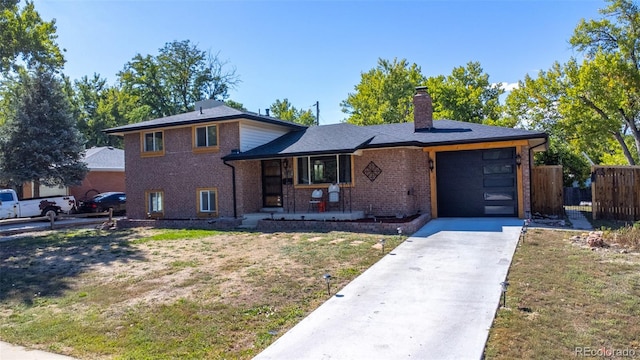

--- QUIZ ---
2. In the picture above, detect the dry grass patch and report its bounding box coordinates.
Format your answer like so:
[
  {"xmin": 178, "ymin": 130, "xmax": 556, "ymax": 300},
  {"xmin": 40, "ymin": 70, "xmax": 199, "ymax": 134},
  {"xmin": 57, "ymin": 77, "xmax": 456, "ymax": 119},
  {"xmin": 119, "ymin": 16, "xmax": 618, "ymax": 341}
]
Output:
[
  {"xmin": 0, "ymin": 227, "xmax": 402, "ymax": 359},
  {"xmin": 485, "ymin": 228, "xmax": 640, "ymax": 359}
]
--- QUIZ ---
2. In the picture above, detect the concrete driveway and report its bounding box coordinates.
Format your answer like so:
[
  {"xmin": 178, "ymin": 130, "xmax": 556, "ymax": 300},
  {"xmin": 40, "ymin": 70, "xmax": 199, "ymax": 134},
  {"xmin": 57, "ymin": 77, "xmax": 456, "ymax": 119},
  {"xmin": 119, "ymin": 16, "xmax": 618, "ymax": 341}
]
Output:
[{"xmin": 254, "ymin": 218, "xmax": 524, "ymax": 360}]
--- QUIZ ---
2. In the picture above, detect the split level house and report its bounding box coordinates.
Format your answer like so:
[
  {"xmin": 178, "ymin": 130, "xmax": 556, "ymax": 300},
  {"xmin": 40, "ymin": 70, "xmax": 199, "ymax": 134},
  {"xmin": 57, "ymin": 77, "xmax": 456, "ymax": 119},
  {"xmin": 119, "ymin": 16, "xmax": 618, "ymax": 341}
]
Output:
[{"xmin": 104, "ymin": 87, "xmax": 548, "ymax": 222}]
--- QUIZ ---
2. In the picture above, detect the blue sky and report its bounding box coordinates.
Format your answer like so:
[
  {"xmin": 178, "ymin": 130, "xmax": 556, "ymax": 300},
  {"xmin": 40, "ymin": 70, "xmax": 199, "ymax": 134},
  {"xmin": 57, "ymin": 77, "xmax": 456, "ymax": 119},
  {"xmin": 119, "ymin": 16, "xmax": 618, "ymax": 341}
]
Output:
[{"xmin": 35, "ymin": 0, "xmax": 604, "ymax": 124}]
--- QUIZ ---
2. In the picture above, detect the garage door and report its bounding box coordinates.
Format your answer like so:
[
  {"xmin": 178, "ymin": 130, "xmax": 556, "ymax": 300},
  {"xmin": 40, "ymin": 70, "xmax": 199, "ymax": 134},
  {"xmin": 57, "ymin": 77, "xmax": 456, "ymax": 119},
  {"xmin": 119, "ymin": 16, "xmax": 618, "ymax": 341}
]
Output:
[{"xmin": 436, "ymin": 148, "xmax": 517, "ymax": 217}]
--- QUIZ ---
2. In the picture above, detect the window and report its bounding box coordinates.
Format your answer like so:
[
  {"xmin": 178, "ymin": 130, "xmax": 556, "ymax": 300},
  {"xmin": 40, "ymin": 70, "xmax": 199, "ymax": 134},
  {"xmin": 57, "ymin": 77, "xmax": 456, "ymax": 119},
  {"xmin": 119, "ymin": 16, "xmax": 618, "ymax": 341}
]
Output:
[
  {"xmin": 197, "ymin": 188, "xmax": 218, "ymax": 216},
  {"xmin": 193, "ymin": 124, "xmax": 218, "ymax": 151},
  {"xmin": 0, "ymin": 192, "xmax": 13, "ymax": 202},
  {"xmin": 142, "ymin": 131, "xmax": 164, "ymax": 156},
  {"xmin": 146, "ymin": 191, "xmax": 164, "ymax": 217},
  {"xmin": 296, "ymin": 155, "xmax": 352, "ymax": 185}
]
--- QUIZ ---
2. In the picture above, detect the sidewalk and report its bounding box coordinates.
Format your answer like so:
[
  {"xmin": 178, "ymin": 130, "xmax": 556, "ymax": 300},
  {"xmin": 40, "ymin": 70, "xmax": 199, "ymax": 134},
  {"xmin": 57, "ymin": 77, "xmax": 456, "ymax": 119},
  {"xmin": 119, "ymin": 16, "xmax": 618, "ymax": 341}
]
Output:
[{"xmin": 0, "ymin": 341, "xmax": 77, "ymax": 360}]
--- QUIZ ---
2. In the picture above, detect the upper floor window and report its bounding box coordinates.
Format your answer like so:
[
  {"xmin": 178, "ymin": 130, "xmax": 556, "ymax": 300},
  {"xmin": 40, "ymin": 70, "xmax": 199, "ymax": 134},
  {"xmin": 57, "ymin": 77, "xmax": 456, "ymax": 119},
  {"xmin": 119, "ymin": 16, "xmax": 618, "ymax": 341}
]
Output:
[
  {"xmin": 193, "ymin": 124, "xmax": 219, "ymax": 151},
  {"xmin": 142, "ymin": 131, "xmax": 164, "ymax": 156},
  {"xmin": 297, "ymin": 155, "xmax": 352, "ymax": 185}
]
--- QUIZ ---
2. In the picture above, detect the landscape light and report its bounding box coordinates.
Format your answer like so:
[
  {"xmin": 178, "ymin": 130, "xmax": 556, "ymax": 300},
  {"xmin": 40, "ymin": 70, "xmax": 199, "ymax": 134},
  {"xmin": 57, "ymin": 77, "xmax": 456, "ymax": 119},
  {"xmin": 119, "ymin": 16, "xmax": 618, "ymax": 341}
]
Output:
[
  {"xmin": 500, "ymin": 281, "xmax": 510, "ymax": 308},
  {"xmin": 380, "ymin": 238, "xmax": 386, "ymax": 255},
  {"xmin": 323, "ymin": 273, "xmax": 332, "ymax": 296}
]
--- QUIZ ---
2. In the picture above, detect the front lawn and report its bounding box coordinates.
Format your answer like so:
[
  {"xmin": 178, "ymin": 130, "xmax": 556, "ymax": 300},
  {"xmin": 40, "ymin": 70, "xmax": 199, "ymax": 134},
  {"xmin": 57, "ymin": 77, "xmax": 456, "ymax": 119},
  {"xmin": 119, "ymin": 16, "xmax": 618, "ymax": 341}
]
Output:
[
  {"xmin": 0, "ymin": 228, "xmax": 401, "ymax": 359},
  {"xmin": 485, "ymin": 228, "xmax": 640, "ymax": 358}
]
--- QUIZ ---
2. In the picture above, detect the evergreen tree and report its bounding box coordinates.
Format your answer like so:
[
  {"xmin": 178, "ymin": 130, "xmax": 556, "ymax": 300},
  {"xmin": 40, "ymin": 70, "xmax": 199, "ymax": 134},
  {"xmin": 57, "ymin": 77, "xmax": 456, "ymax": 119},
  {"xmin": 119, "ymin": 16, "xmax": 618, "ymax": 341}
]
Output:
[{"xmin": 0, "ymin": 70, "xmax": 88, "ymax": 189}]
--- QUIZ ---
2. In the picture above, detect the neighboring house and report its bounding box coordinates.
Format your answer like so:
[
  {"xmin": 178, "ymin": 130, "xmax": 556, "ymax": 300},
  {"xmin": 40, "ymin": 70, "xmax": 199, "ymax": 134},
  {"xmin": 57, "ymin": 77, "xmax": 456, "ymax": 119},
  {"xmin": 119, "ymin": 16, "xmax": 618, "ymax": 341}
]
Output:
[
  {"xmin": 104, "ymin": 88, "xmax": 547, "ymax": 221},
  {"xmin": 21, "ymin": 146, "xmax": 125, "ymax": 201},
  {"xmin": 69, "ymin": 146, "xmax": 125, "ymax": 201}
]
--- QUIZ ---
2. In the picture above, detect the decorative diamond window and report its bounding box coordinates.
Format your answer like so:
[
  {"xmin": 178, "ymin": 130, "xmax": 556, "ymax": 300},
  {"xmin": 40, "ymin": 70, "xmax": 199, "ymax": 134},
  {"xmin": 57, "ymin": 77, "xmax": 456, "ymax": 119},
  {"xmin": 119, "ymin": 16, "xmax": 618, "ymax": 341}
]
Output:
[{"xmin": 363, "ymin": 161, "xmax": 382, "ymax": 182}]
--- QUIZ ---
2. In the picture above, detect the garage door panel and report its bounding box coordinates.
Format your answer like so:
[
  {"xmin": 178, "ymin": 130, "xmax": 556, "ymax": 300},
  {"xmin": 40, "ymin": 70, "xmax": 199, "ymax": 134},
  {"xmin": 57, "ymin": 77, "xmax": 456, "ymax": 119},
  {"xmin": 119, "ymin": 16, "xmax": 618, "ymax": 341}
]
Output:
[{"xmin": 436, "ymin": 148, "xmax": 517, "ymax": 217}]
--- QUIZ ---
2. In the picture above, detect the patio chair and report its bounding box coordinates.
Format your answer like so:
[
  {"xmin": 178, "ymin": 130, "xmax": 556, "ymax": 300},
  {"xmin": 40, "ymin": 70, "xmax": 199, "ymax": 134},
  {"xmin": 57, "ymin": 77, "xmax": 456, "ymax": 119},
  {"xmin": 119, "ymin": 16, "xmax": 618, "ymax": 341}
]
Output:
[
  {"xmin": 309, "ymin": 189, "xmax": 323, "ymax": 212},
  {"xmin": 327, "ymin": 183, "xmax": 340, "ymax": 211}
]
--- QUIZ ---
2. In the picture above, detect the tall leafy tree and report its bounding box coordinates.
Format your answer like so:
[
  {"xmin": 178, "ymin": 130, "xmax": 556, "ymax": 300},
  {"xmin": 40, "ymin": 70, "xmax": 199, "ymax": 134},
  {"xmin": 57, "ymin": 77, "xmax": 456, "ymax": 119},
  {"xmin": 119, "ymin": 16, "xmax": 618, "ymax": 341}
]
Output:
[
  {"xmin": 427, "ymin": 61, "xmax": 504, "ymax": 124},
  {"xmin": 505, "ymin": 0, "xmax": 640, "ymax": 166},
  {"xmin": 71, "ymin": 73, "xmax": 107, "ymax": 146},
  {"xmin": 118, "ymin": 40, "xmax": 239, "ymax": 118},
  {"xmin": 270, "ymin": 98, "xmax": 316, "ymax": 126},
  {"xmin": 0, "ymin": 70, "xmax": 87, "ymax": 190},
  {"xmin": 342, "ymin": 58, "xmax": 503, "ymax": 125},
  {"xmin": 92, "ymin": 87, "xmax": 151, "ymax": 148},
  {"xmin": 0, "ymin": 0, "xmax": 64, "ymax": 73},
  {"xmin": 341, "ymin": 58, "xmax": 425, "ymax": 125},
  {"xmin": 569, "ymin": 0, "xmax": 640, "ymax": 164}
]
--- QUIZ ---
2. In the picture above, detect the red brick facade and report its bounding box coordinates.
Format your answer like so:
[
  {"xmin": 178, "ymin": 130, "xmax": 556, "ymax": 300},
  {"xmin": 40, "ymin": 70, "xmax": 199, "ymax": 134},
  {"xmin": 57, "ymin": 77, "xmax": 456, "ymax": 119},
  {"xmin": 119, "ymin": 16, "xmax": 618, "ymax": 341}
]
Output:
[
  {"xmin": 124, "ymin": 122, "xmax": 240, "ymax": 219},
  {"xmin": 123, "ymin": 120, "xmax": 533, "ymax": 220}
]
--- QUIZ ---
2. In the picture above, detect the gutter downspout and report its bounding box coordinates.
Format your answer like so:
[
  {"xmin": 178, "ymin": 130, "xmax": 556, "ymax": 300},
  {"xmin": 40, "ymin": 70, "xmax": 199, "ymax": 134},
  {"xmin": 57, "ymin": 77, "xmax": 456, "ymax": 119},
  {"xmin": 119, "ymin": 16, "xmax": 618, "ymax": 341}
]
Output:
[
  {"xmin": 527, "ymin": 137, "xmax": 549, "ymax": 219},
  {"xmin": 223, "ymin": 160, "xmax": 238, "ymax": 218}
]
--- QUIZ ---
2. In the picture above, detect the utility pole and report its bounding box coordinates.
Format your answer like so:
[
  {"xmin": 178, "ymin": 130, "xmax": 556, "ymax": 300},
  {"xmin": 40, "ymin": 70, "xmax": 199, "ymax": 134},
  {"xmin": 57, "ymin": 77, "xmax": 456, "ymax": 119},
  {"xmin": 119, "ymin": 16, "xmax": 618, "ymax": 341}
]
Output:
[{"xmin": 313, "ymin": 101, "xmax": 319, "ymax": 126}]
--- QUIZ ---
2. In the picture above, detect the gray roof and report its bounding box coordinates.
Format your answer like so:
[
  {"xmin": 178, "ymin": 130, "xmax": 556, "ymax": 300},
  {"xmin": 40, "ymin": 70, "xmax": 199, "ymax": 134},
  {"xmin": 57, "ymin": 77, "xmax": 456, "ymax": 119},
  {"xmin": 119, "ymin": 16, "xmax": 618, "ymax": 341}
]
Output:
[
  {"xmin": 103, "ymin": 104, "xmax": 306, "ymax": 134},
  {"xmin": 83, "ymin": 146, "xmax": 124, "ymax": 171},
  {"xmin": 223, "ymin": 120, "xmax": 547, "ymax": 160}
]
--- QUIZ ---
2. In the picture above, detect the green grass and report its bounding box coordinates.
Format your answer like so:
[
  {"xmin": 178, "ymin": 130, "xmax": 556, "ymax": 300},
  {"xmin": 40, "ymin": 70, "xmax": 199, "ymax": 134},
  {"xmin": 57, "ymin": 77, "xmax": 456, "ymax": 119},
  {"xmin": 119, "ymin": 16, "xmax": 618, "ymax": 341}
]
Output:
[
  {"xmin": 485, "ymin": 228, "xmax": 640, "ymax": 358},
  {"xmin": 0, "ymin": 227, "xmax": 401, "ymax": 359},
  {"xmin": 133, "ymin": 229, "xmax": 227, "ymax": 243}
]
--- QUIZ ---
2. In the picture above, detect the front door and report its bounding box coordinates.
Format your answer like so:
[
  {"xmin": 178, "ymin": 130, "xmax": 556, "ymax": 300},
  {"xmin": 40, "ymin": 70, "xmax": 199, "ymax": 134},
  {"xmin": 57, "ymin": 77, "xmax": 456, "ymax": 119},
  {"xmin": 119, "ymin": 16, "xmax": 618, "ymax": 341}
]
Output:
[{"xmin": 262, "ymin": 160, "xmax": 283, "ymax": 207}]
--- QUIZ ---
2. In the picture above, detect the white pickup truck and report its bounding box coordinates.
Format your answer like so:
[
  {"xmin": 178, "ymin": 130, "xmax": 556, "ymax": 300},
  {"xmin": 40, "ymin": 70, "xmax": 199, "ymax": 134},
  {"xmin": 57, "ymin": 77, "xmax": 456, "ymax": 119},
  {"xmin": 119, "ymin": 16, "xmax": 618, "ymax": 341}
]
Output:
[{"xmin": 0, "ymin": 189, "xmax": 76, "ymax": 220}]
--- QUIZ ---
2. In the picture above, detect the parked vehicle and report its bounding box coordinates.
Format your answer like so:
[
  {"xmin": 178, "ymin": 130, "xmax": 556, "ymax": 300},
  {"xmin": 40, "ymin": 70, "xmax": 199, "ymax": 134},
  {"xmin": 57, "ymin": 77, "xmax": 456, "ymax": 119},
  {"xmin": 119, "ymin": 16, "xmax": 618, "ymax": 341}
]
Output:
[
  {"xmin": 78, "ymin": 192, "xmax": 126, "ymax": 215},
  {"xmin": 0, "ymin": 189, "xmax": 76, "ymax": 220}
]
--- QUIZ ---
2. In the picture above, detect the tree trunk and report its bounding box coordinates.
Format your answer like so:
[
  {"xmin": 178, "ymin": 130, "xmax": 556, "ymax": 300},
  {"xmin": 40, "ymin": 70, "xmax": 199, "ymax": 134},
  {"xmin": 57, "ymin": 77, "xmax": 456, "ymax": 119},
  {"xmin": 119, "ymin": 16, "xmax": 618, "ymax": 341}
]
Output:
[
  {"xmin": 612, "ymin": 131, "xmax": 636, "ymax": 165},
  {"xmin": 618, "ymin": 108, "xmax": 640, "ymax": 163}
]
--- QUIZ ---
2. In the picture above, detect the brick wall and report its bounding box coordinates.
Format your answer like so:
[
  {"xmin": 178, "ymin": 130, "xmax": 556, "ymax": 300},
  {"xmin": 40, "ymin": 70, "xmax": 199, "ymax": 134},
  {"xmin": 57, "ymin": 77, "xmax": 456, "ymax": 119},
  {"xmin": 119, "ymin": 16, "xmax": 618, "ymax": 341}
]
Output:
[
  {"xmin": 69, "ymin": 171, "xmax": 125, "ymax": 201},
  {"xmin": 235, "ymin": 160, "xmax": 263, "ymax": 214},
  {"xmin": 257, "ymin": 214, "xmax": 430, "ymax": 235},
  {"xmin": 282, "ymin": 149, "xmax": 431, "ymax": 218},
  {"xmin": 124, "ymin": 122, "xmax": 240, "ymax": 219}
]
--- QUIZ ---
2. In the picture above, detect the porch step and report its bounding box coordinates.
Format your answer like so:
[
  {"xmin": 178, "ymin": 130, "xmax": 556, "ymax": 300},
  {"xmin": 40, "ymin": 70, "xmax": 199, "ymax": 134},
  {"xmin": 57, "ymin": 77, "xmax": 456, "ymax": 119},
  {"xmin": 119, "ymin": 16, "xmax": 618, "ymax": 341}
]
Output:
[{"xmin": 239, "ymin": 213, "xmax": 271, "ymax": 229}]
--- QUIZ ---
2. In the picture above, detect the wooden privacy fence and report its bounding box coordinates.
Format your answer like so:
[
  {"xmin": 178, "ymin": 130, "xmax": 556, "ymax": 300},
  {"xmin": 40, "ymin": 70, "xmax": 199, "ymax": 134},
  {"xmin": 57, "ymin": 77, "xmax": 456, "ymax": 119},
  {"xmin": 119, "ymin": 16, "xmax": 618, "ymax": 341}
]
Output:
[
  {"xmin": 531, "ymin": 165, "xmax": 564, "ymax": 216},
  {"xmin": 591, "ymin": 166, "xmax": 640, "ymax": 221}
]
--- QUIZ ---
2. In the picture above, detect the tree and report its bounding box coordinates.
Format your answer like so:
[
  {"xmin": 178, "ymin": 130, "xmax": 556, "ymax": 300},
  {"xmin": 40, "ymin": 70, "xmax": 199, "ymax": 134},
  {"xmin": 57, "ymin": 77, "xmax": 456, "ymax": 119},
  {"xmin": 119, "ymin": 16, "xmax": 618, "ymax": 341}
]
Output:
[
  {"xmin": 92, "ymin": 87, "xmax": 151, "ymax": 148},
  {"xmin": 270, "ymin": 98, "xmax": 316, "ymax": 126},
  {"xmin": 426, "ymin": 62, "xmax": 504, "ymax": 124},
  {"xmin": 341, "ymin": 58, "xmax": 503, "ymax": 126},
  {"xmin": 0, "ymin": 0, "xmax": 64, "ymax": 73},
  {"xmin": 70, "ymin": 73, "xmax": 107, "ymax": 146},
  {"xmin": 118, "ymin": 40, "xmax": 239, "ymax": 117},
  {"xmin": 568, "ymin": 0, "xmax": 640, "ymax": 164},
  {"xmin": 225, "ymin": 99, "xmax": 246, "ymax": 111},
  {"xmin": 534, "ymin": 141, "xmax": 591, "ymax": 187},
  {"xmin": 0, "ymin": 70, "xmax": 87, "ymax": 190},
  {"xmin": 341, "ymin": 58, "xmax": 425, "ymax": 125}
]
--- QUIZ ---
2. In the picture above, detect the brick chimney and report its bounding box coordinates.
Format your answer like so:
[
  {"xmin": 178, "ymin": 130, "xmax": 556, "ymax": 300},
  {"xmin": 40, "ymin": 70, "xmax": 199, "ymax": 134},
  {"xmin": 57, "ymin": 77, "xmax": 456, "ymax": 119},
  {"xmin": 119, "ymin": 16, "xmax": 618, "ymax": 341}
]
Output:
[{"xmin": 413, "ymin": 86, "xmax": 433, "ymax": 131}]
